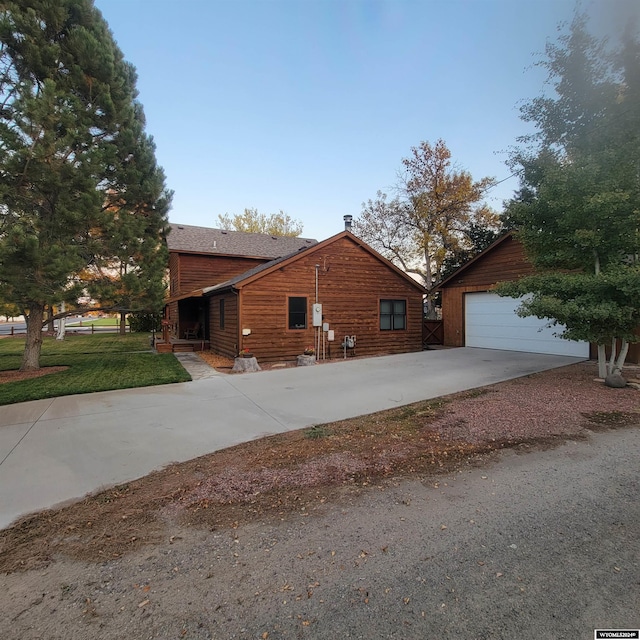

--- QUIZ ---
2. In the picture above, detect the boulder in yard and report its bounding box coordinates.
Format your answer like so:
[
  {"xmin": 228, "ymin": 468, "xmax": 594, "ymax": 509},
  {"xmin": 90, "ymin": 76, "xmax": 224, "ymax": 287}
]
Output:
[{"xmin": 604, "ymin": 373, "xmax": 627, "ymax": 389}]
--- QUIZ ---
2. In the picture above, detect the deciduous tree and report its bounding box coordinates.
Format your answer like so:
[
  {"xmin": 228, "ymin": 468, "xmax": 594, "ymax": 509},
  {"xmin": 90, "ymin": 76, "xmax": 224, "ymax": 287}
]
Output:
[
  {"xmin": 218, "ymin": 208, "xmax": 303, "ymax": 237},
  {"xmin": 498, "ymin": 13, "xmax": 640, "ymax": 377},
  {"xmin": 354, "ymin": 140, "xmax": 499, "ymax": 316}
]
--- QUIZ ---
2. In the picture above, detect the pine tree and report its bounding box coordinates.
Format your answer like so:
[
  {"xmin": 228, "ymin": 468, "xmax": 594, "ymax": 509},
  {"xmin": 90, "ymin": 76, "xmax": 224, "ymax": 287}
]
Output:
[
  {"xmin": 0, "ymin": 0, "xmax": 171, "ymax": 368},
  {"xmin": 88, "ymin": 106, "xmax": 172, "ymax": 334}
]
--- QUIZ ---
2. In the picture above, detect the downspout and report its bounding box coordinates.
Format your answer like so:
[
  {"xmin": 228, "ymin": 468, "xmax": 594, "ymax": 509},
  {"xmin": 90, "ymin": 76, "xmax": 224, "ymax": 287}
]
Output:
[
  {"xmin": 315, "ymin": 264, "xmax": 319, "ymax": 305},
  {"xmin": 315, "ymin": 264, "xmax": 320, "ymax": 357},
  {"xmin": 234, "ymin": 287, "xmax": 241, "ymax": 356}
]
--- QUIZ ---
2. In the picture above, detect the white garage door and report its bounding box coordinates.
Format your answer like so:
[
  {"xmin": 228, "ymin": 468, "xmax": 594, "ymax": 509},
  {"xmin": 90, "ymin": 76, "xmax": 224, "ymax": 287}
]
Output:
[{"xmin": 465, "ymin": 292, "xmax": 589, "ymax": 357}]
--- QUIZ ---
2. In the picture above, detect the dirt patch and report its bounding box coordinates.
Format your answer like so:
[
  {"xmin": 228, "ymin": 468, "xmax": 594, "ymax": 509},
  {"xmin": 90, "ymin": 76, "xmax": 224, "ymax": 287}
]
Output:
[
  {"xmin": 582, "ymin": 410, "xmax": 640, "ymax": 429},
  {"xmin": 0, "ymin": 366, "xmax": 69, "ymax": 384},
  {"xmin": 0, "ymin": 362, "xmax": 638, "ymax": 574},
  {"xmin": 197, "ymin": 351, "xmax": 234, "ymax": 371}
]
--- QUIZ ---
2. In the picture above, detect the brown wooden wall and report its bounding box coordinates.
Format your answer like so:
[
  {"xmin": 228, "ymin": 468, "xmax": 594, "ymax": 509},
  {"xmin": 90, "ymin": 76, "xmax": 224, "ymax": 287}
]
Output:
[
  {"xmin": 210, "ymin": 235, "xmax": 423, "ymax": 361},
  {"xmin": 589, "ymin": 340, "xmax": 640, "ymax": 364},
  {"xmin": 170, "ymin": 252, "xmax": 268, "ymax": 295},
  {"xmin": 441, "ymin": 284, "xmax": 491, "ymax": 347},
  {"xmin": 169, "ymin": 253, "xmax": 180, "ymax": 296},
  {"xmin": 441, "ymin": 236, "xmax": 535, "ymax": 347},
  {"xmin": 209, "ymin": 292, "xmax": 239, "ymax": 357},
  {"xmin": 166, "ymin": 301, "xmax": 178, "ymax": 336},
  {"xmin": 447, "ymin": 235, "xmax": 535, "ymax": 288}
]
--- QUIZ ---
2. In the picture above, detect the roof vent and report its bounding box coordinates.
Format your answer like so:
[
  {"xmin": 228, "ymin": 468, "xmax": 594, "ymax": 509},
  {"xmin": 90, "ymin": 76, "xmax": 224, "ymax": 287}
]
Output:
[
  {"xmin": 177, "ymin": 225, "xmax": 184, "ymax": 229},
  {"xmin": 271, "ymin": 236, "xmax": 278, "ymax": 240},
  {"xmin": 213, "ymin": 240, "xmax": 217, "ymax": 249},
  {"xmin": 343, "ymin": 215, "xmax": 353, "ymax": 231},
  {"xmin": 221, "ymin": 230, "xmax": 228, "ymax": 234}
]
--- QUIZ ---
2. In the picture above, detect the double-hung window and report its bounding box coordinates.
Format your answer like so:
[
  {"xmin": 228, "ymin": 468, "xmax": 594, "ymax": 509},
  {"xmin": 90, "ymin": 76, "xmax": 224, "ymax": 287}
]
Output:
[{"xmin": 380, "ymin": 299, "xmax": 406, "ymax": 331}]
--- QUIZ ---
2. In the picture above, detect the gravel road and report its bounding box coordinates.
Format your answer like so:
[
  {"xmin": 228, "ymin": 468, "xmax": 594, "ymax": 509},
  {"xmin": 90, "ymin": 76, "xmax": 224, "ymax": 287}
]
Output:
[{"xmin": 1, "ymin": 425, "xmax": 639, "ymax": 640}]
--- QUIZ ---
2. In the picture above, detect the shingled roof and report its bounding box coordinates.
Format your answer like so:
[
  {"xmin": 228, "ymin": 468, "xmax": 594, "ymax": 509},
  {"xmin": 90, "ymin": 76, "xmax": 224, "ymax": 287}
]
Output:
[{"xmin": 166, "ymin": 223, "xmax": 317, "ymax": 258}]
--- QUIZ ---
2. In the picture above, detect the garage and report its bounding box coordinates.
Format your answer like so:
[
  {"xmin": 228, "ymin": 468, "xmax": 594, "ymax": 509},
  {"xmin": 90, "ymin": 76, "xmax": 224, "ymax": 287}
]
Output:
[{"xmin": 464, "ymin": 291, "xmax": 589, "ymax": 357}]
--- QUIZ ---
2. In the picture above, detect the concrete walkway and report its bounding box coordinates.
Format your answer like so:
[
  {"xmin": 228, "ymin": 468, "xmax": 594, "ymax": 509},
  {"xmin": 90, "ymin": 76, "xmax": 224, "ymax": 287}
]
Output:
[
  {"xmin": 173, "ymin": 352, "xmax": 221, "ymax": 380},
  {"xmin": 0, "ymin": 348, "xmax": 585, "ymax": 529}
]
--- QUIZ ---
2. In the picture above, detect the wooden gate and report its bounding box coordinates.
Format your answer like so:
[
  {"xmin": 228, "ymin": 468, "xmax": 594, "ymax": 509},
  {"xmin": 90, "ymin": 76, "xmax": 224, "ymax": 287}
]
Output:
[{"xmin": 422, "ymin": 319, "xmax": 443, "ymax": 347}]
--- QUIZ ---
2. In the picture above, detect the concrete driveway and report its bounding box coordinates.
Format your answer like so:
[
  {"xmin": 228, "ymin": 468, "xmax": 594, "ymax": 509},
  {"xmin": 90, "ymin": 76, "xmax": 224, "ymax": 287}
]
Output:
[{"xmin": 0, "ymin": 348, "xmax": 585, "ymax": 529}]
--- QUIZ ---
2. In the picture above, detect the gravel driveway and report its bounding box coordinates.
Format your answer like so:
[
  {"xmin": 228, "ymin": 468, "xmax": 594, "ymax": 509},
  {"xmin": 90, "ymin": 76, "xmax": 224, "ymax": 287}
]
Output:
[{"xmin": 1, "ymin": 429, "xmax": 639, "ymax": 639}]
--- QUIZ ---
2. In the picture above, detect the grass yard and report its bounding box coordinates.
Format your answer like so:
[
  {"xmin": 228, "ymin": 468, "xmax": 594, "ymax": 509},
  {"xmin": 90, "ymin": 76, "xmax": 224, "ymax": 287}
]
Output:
[{"xmin": 0, "ymin": 334, "xmax": 191, "ymax": 405}]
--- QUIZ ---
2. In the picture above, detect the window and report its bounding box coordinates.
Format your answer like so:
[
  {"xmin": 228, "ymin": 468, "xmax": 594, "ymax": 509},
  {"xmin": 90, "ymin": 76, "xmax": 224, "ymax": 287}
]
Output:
[
  {"xmin": 219, "ymin": 299, "xmax": 225, "ymax": 330},
  {"xmin": 380, "ymin": 299, "xmax": 406, "ymax": 330},
  {"xmin": 288, "ymin": 296, "xmax": 307, "ymax": 330}
]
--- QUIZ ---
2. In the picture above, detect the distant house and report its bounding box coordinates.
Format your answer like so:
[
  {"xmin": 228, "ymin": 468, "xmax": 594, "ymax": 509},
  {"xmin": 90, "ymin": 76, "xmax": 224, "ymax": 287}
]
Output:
[
  {"xmin": 437, "ymin": 232, "xmax": 639, "ymax": 362},
  {"xmin": 162, "ymin": 223, "xmax": 425, "ymax": 360}
]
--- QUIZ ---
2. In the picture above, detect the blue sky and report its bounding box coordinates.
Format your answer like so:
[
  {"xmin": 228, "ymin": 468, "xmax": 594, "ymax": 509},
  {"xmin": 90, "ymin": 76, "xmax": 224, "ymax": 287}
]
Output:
[{"xmin": 94, "ymin": 0, "xmax": 635, "ymax": 241}]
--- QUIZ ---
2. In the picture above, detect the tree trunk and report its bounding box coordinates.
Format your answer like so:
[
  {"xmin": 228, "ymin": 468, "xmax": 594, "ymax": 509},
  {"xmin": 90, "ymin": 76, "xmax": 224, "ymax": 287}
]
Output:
[
  {"xmin": 423, "ymin": 294, "xmax": 438, "ymax": 320},
  {"xmin": 56, "ymin": 301, "xmax": 66, "ymax": 341},
  {"xmin": 46, "ymin": 304, "xmax": 55, "ymax": 333},
  {"xmin": 614, "ymin": 339, "xmax": 629, "ymax": 375},
  {"xmin": 597, "ymin": 344, "xmax": 607, "ymax": 379},
  {"xmin": 423, "ymin": 244, "xmax": 438, "ymax": 319},
  {"xmin": 119, "ymin": 311, "xmax": 127, "ymax": 335},
  {"xmin": 21, "ymin": 303, "xmax": 45, "ymax": 371},
  {"xmin": 608, "ymin": 337, "xmax": 617, "ymax": 376}
]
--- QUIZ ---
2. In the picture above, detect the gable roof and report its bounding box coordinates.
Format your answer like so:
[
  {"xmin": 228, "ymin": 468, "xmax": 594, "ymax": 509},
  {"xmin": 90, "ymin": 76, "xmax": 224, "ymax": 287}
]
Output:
[
  {"xmin": 166, "ymin": 223, "xmax": 317, "ymax": 258},
  {"xmin": 203, "ymin": 231, "xmax": 426, "ymax": 295},
  {"xmin": 435, "ymin": 232, "xmax": 516, "ymax": 290}
]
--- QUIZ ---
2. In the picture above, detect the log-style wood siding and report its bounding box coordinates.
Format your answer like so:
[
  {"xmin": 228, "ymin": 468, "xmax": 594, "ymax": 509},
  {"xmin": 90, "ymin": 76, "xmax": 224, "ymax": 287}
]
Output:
[
  {"xmin": 169, "ymin": 253, "xmax": 180, "ymax": 296},
  {"xmin": 167, "ymin": 301, "xmax": 178, "ymax": 332},
  {"xmin": 441, "ymin": 284, "xmax": 490, "ymax": 347},
  {"xmin": 209, "ymin": 292, "xmax": 239, "ymax": 357},
  {"xmin": 446, "ymin": 235, "xmax": 535, "ymax": 288},
  {"xmin": 210, "ymin": 235, "xmax": 423, "ymax": 361},
  {"xmin": 171, "ymin": 253, "xmax": 268, "ymax": 295}
]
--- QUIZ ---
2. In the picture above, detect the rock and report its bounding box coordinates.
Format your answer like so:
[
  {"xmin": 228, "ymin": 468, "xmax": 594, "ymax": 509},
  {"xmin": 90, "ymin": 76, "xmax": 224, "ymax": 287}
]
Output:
[
  {"xmin": 297, "ymin": 354, "xmax": 316, "ymax": 366},
  {"xmin": 604, "ymin": 373, "xmax": 627, "ymax": 388},
  {"xmin": 231, "ymin": 356, "xmax": 261, "ymax": 373}
]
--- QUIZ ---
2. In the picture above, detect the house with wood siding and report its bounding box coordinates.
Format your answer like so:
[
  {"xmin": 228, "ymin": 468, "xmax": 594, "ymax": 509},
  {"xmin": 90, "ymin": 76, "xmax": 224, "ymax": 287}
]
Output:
[
  {"xmin": 163, "ymin": 224, "xmax": 425, "ymax": 361},
  {"xmin": 165, "ymin": 224, "xmax": 317, "ymax": 344}
]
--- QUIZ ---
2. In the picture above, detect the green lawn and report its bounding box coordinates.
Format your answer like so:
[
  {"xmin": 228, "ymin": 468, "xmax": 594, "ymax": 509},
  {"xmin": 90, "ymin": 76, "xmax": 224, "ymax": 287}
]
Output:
[{"xmin": 0, "ymin": 334, "xmax": 191, "ymax": 405}]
